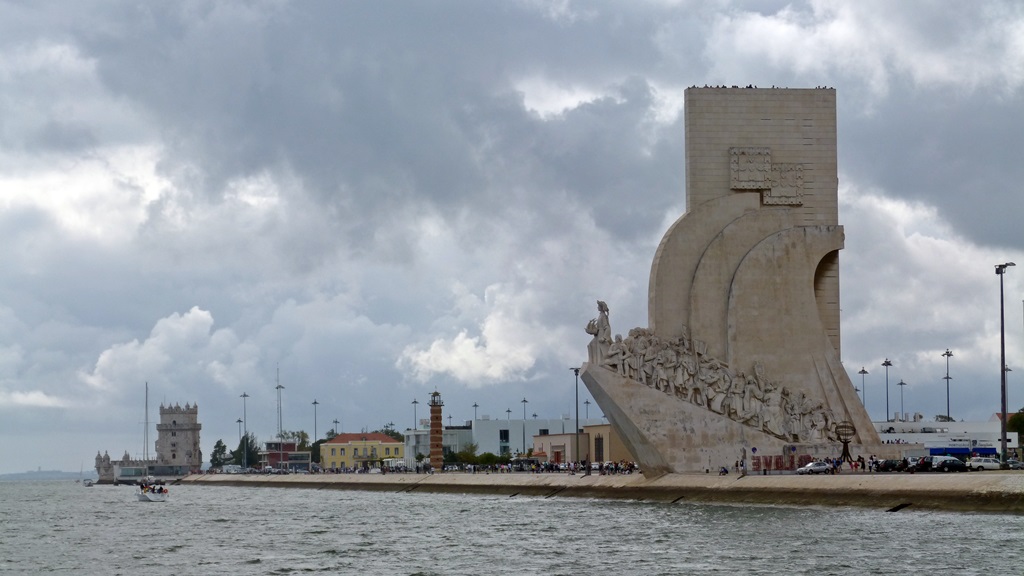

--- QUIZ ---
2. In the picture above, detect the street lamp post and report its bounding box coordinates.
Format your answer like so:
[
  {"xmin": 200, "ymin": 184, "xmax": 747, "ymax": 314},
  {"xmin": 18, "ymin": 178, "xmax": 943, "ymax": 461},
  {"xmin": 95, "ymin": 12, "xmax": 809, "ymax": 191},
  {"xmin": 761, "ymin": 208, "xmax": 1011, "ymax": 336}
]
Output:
[
  {"xmin": 571, "ymin": 367, "xmax": 580, "ymax": 468},
  {"xmin": 236, "ymin": 418, "xmax": 242, "ymax": 444},
  {"xmin": 898, "ymin": 379, "xmax": 907, "ymax": 422},
  {"xmin": 858, "ymin": 367, "xmax": 868, "ymax": 416},
  {"xmin": 997, "ymin": 262, "xmax": 1016, "ymax": 468},
  {"xmin": 240, "ymin": 392, "xmax": 249, "ymax": 470},
  {"xmin": 312, "ymin": 399, "xmax": 319, "ymax": 441},
  {"xmin": 506, "ymin": 407, "xmax": 511, "ymax": 420},
  {"xmin": 412, "ymin": 399, "xmax": 419, "ymax": 430},
  {"xmin": 942, "ymin": 349, "xmax": 953, "ymax": 421},
  {"xmin": 332, "ymin": 418, "xmax": 339, "ymax": 435},
  {"xmin": 521, "ymin": 397, "xmax": 528, "ymax": 455},
  {"xmin": 472, "ymin": 402, "xmax": 479, "ymax": 420},
  {"xmin": 882, "ymin": 359, "xmax": 893, "ymax": 422},
  {"xmin": 276, "ymin": 375, "xmax": 285, "ymax": 471},
  {"xmin": 584, "ymin": 399, "xmax": 590, "ymax": 419}
]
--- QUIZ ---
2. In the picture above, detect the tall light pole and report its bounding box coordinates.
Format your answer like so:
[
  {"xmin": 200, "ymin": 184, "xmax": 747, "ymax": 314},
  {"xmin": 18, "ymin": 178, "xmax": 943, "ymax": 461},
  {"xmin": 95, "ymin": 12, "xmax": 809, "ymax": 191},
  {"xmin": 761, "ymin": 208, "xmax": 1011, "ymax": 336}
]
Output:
[
  {"xmin": 412, "ymin": 399, "xmax": 419, "ymax": 430},
  {"xmin": 584, "ymin": 399, "xmax": 591, "ymax": 419},
  {"xmin": 236, "ymin": 418, "xmax": 243, "ymax": 443},
  {"xmin": 897, "ymin": 379, "xmax": 907, "ymax": 422},
  {"xmin": 858, "ymin": 367, "xmax": 868, "ymax": 416},
  {"xmin": 942, "ymin": 349, "xmax": 953, "ymax": 421},
  {"xmin": 240, "ymin": 392, "xmax": 249, "ymax": 470},
  {"xmin": 312, "ymin": 399, "xmax": 319, "ymax": 441},
  {"xmin": 505, "ymin": 407, "xmax": 511, "ymax": 420},
  {"xmin": 275, "ymin": 368, "xmax": 284, "ymax": 471},
  {"xmin": 882, "ymin": 359, "xmax": 893, "ymax": 422},
  {"xmin": 521, "ymin": 397, "xmax": 528, "ymax": 455},
  {"xmin": 332, "ymin": 418, "xmax": 340, "ymax": 436},
  {"xmin": 997, "ymin": 261, "xmax": 1015, "ymax": 468},
  {"xmin": 472, "ymin": 402, "xmax": 479, "ymax": 420},
  {"xmin": 571, "ymin": 367, "xmax": 580, "ymax": 466}
]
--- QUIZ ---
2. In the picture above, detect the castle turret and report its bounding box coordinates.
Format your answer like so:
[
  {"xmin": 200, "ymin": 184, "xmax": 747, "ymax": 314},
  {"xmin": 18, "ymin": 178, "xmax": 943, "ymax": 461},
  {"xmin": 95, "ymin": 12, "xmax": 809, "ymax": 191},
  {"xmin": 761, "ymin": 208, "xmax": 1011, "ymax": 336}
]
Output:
[{"xmin": 155, "ymin": 402, "xmax": 202, "ymax": 472}]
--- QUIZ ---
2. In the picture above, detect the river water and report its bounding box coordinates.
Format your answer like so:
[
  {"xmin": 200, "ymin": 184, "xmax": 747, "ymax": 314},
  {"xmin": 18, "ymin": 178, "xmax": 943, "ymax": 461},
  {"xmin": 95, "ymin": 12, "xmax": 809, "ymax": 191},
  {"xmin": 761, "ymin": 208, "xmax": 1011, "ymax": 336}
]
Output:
[{"xmin": 1, "ymin": 479, "xmax": 1021, "ymax": 575}]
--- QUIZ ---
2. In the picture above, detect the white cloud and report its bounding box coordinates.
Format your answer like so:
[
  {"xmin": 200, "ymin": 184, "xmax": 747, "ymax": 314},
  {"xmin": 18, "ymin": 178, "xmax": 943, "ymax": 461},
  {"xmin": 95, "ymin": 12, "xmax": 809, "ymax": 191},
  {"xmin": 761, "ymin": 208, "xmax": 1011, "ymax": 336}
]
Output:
[
  {"xmin": 78, "ymin": 306, "xmax": 239, "ymax": 392},
  {"xmin": 514, "ymin": 76, "xmax": 611, "ymax": 119},
  {"xmin": 704, "ymin": 2, "xmax": 1024, "ymax": 100},
  {"xmin": 398, "ymin": 282, "xmax": 542, "ymax": 385},
  {"xmin": 0, "ymin": 390, "xmax": 67, "ymax": 408}
]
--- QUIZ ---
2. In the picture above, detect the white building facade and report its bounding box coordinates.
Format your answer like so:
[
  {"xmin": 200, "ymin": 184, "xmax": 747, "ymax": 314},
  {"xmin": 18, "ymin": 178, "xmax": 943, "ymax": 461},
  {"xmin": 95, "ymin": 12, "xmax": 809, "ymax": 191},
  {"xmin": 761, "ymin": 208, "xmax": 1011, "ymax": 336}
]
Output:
[{"xmin": 403, "ymin": 415, "xmax": 609, "ymax": 467}]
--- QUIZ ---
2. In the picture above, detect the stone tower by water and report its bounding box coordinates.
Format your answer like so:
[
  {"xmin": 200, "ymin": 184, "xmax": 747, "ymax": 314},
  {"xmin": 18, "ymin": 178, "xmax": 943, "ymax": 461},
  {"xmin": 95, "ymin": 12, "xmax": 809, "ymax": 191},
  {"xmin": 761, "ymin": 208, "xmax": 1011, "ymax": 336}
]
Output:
[{"xmin": 156, "ymin": 402, "xmax": 203, "ymax": 471}]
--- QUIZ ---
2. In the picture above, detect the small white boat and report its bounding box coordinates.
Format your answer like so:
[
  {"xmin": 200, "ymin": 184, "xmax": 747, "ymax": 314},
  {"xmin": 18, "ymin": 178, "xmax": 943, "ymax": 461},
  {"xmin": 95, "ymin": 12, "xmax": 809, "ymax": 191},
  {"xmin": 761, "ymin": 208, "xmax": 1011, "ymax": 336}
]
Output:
[
  {"xmin": 138, "ymin": 489, "xmax": 167, "ymax": 502},
  {"xmin": 138, "ymin": 477, "xmax": 169, "ymax": 502}
]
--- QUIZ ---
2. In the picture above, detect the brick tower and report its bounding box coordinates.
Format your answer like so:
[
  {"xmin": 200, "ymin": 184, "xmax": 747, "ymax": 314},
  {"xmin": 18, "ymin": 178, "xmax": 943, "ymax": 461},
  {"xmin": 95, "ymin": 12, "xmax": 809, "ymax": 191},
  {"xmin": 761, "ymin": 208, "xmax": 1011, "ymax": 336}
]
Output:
[{"xmin": 429, "ymin": 391, "xmax": 444, "ymax": 471}]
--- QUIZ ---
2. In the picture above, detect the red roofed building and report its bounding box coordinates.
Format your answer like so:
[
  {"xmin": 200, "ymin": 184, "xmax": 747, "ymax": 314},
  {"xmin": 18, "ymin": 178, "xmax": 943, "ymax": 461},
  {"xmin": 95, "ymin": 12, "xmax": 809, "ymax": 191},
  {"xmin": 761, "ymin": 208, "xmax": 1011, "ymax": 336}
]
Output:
[{"xmin": 319, "ymin": 432, "xmax": 404, "ymax": 471}]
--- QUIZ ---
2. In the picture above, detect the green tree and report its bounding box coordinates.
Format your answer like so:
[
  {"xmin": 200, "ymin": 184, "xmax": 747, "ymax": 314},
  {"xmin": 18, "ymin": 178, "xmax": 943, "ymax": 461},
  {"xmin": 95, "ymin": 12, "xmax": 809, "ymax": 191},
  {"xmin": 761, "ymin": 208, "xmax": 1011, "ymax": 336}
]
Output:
[
  {"xmin": 1008, "ymin": 409, "xmax": 1024, "ymax": 454},
  {"xmin": 209, "ymin": 440, "xmax": 229, "ymax": 468},
  {"xmin": 233, "ymin": 431, "xmax": 261, "ymax": 468},
  {"xmin": 373, "ymin": 426, "xmax": 404, "ymax": 443},
  {"xmin": 455, "ymin": 442, "xmax": 478, "ymax": 465},
  {"xmin": 278, "ymin": 429, "xmax": 310, "ymax": 451},
  {"xmin": 477, "ymin": 452, "xmax": 499, "ymax": 466},
  {"xmin": 310, "ymin": 438, "xmax": 325, "ymax": 464}
]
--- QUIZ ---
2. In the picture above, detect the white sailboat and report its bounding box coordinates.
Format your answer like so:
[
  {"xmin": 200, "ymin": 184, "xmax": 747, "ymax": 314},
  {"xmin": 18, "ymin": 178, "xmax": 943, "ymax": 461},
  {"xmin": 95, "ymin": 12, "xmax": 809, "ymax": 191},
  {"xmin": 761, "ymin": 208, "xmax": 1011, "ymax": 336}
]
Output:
[{"xmin": 135, "ymin": 383, "xmax": 168, "ymax": 502}]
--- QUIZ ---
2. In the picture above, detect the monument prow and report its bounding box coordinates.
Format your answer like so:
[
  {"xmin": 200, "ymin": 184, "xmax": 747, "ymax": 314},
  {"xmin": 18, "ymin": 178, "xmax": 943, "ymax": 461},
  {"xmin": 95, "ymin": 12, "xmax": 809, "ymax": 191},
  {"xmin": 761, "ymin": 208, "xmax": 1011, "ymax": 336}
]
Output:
[{"xmin": 583, "ymin": 88, "xmax": 894, "ymax": 474}]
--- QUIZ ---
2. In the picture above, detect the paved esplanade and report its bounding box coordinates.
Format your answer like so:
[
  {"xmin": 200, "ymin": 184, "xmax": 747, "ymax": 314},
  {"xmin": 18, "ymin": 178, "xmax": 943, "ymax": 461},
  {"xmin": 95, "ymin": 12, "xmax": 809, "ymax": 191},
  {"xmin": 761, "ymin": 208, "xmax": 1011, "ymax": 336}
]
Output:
[
  {"xmin": 582, "ymin": 88, "xmax": 894, "ymax": 476},
  {"xmin": 182, "ymin": 471, "xmax": 1024, "ymax": 514}
]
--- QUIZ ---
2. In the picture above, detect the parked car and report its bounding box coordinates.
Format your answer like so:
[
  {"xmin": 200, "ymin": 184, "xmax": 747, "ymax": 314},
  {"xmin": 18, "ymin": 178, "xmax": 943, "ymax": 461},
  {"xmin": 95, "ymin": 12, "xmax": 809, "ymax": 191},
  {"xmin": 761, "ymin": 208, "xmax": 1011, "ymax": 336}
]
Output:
[
  {"xmin": 796, "ymin": 461, "xmax": 831, "ymax": 475},
  {"xmin": 917, "ymin": 455, "xmax": 967, "ymax": 473},
  {"xmin": 875, "ymin": 459, "xmax": 904, "ymax": 472},
  {"xmin": 969, "ymin": 457, "xmax": 1000, "ymax": 471},
  {"xmin": 1006, "ymin": 459, "xmax": 1023, "ymax": 470}
]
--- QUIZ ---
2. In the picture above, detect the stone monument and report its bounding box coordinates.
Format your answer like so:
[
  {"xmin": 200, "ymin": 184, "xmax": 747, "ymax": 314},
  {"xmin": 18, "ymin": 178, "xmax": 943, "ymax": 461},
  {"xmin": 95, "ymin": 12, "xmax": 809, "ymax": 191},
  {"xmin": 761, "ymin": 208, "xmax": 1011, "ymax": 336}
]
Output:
[{"xmin": 582, "ymin": 87, "xmax": 888, "ymax": 477}]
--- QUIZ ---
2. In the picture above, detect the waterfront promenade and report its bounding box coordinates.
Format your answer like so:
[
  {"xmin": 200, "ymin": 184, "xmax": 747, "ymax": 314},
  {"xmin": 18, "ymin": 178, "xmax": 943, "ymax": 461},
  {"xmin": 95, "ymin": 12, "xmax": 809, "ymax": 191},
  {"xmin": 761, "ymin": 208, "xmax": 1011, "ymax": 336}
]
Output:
[{"xmin": 181, "ymin": 470, "xmax": 1024, "ymax": 514}]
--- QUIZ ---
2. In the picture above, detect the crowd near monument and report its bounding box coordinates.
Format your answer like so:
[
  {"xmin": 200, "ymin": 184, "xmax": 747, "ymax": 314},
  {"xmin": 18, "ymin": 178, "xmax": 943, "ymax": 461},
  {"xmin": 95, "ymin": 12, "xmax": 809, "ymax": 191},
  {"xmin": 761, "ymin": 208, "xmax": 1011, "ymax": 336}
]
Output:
[{"xmin": 583, "ymin": 87, "xmax": 893, "ymax": 477}]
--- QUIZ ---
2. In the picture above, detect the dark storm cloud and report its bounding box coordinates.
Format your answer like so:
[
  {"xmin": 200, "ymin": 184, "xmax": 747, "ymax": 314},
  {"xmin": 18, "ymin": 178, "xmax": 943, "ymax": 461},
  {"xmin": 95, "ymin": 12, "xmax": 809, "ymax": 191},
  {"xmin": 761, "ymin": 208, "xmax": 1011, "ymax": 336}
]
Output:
[{"xmin": 1, "ymin": 0, "xmax": 1022, "ymax": 472}]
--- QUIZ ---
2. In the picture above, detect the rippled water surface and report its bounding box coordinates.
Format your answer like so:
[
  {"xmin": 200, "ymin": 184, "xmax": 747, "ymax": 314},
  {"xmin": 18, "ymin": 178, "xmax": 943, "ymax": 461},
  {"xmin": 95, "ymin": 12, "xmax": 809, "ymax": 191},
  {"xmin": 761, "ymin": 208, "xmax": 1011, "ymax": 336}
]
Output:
[{"xmin": 1, "ymin": 480, "xmax": 1022, "ymax": 575}]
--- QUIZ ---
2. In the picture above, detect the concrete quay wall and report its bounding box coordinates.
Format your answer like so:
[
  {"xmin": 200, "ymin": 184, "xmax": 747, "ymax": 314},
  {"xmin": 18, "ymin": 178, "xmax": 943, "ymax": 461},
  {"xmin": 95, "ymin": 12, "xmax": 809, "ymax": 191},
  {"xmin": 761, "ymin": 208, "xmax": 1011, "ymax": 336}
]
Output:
[{"xmin": 181, "ymin": 471, "xmax": 1024, "ymax": 514}]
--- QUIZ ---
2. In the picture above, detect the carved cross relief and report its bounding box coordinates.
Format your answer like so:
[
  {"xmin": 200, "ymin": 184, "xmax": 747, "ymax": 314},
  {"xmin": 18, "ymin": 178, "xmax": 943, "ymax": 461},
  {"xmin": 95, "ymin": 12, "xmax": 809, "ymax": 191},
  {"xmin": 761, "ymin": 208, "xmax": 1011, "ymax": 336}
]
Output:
[{"xmin": 729, "ymin": 147, "xmax": 803, "ymax": 206}]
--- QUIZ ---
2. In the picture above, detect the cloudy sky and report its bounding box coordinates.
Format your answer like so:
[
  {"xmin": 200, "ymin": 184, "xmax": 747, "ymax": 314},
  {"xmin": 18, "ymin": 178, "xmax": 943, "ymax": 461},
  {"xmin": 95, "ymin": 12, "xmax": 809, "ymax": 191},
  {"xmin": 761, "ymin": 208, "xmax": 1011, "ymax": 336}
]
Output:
[{"xmin": 2, "ymin": 1, "xmax": 1023, "ymax": 474}]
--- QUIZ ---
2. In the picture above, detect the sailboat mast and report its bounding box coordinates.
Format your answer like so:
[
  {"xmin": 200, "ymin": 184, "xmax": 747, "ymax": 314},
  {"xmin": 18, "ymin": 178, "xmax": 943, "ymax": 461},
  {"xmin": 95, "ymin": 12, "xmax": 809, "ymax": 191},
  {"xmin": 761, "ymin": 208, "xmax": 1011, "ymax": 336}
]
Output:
[{"xmin": 144, "ymin": 382, "xmax": 149, "ymax": 462}]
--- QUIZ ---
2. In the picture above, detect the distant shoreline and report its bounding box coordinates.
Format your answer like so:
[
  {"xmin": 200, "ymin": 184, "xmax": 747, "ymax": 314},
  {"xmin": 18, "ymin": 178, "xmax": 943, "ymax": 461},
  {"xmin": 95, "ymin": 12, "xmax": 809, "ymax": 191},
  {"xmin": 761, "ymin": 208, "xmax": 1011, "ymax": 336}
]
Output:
[
  {"xmin": 0, "ymin": 470, "xmax": 93, "ymax": 482},
  {"xmin": 181, "ymin": 471, "xmax": 1024, "ymax": 514}
]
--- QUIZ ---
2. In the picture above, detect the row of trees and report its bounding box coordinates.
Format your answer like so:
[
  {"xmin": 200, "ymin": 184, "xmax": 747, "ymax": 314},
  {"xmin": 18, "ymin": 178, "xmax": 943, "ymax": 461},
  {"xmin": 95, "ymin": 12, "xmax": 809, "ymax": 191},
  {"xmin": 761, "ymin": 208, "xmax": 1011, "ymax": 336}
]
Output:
[{"xmin": 411, "ymin": 442, "xmax": 528, "ymax": 467}]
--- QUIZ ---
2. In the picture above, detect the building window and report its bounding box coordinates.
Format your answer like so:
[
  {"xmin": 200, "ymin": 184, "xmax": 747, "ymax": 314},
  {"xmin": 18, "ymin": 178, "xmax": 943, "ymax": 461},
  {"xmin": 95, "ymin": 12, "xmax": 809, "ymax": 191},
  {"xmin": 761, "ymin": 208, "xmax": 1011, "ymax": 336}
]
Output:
[
  {"xmin": 385, "ymin": 447, "xmax": 390, "ymax": 456},
  {"xmin": 172, "ymin": 431, "xmax": 176, "ymax": 437},
  {"xmin": 595, "ymin": 434, "xmax": 604, "ymax": 463},
  {"xmin": 331, "ymin": 448, "xmax": 336, "ymax": 456},
  {"xmin": 340, "ymin": 448, "xmax": 345, "ymax": 456},
  {"xmin": 172, "ymin": 453, "xmax": 176, "ymax": 460},
  {"xmin": 499, "ymin": 429, "xmax": 509, "ymax": 443},
  {"xmin": 539, "ymin": 429, "xmax": 549, "ymax": 436}
]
